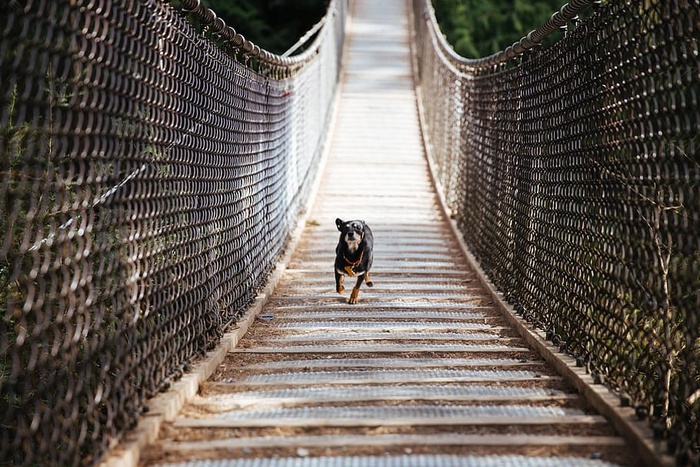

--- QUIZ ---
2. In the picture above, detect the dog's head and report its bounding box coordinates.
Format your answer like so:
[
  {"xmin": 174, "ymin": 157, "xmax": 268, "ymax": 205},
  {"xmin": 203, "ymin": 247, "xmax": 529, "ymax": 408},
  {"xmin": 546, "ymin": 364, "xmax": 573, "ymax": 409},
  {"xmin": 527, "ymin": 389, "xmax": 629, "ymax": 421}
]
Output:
[{"xmin": 336, "ymin": 218, "xmax": 366, "ymax": 252}]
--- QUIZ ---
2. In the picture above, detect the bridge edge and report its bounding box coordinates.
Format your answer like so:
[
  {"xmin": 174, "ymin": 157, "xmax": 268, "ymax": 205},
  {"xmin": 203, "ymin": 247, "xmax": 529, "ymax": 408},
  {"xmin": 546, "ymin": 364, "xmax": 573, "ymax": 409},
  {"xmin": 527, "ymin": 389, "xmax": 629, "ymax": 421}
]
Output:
[
  {"xmin": 414, "ymin": 89, "xmax": 673, "ymax": 467},
  {"xmin": 97, "ymin": 23, "xmax": 350, "ymax": 466},
  {"xmin": 405, "ymin": 7, "xmax": 674, "ymax": 461}
]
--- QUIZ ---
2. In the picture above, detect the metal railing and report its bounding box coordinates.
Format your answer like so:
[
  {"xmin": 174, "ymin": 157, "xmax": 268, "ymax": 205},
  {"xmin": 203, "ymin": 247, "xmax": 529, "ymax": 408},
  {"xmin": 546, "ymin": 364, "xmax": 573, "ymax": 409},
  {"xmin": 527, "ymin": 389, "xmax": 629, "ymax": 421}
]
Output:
[
  {"xmin": 413, "ymin": 0, "xmax": 700, "ymax": 463},
  {"xmin": 0, "ymin": 0, "xmax": 347, "ymax": 464}
]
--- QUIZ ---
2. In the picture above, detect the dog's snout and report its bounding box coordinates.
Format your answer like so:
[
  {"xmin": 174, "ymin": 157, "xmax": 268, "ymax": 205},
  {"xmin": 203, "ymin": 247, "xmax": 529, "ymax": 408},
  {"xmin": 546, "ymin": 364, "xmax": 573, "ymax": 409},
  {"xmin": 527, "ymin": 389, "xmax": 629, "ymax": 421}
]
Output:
[{"xmin": 347, "ymin": 231, "xmax": 356, "ymax": 239}]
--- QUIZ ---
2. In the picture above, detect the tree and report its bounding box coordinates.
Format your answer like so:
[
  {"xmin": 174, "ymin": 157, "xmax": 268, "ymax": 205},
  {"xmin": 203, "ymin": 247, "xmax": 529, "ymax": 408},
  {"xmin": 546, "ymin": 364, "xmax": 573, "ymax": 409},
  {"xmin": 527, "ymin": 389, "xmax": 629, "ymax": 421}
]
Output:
[
  {"xmin": 200, "ymin": 0, "xmax": 329, "ymax": 55},
  {"xmin": 431, "ymin": 0, "xmax": 567, "ymax": 58}
]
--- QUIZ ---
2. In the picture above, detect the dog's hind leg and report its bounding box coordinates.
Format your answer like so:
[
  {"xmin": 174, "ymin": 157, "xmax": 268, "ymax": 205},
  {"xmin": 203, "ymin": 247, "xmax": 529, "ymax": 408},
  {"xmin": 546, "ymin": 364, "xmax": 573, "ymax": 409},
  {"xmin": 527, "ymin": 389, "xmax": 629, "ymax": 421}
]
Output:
[{"xmin": 335, "ymin": 271, "xmax": 345, "ymax": 294}]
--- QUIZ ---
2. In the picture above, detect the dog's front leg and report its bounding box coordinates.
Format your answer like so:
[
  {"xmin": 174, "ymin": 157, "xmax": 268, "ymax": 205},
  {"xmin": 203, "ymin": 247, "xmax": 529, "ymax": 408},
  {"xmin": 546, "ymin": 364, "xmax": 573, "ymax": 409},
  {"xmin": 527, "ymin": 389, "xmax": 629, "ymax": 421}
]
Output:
[
  {"xmin": 335, "ymin": 271, "xmax": 345, "ymax": 294},
  {"xmin": 348, "ymin": 275, "xmax": 365, "ymax": 304}
]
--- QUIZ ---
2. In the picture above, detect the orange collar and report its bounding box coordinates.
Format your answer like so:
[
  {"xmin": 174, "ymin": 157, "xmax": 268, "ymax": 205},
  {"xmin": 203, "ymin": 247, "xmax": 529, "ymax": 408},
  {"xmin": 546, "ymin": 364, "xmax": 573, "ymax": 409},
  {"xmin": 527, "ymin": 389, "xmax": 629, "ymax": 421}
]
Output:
[{"xmin": 344, "ymin": 250, "xmax": 364, "ymax": 266}]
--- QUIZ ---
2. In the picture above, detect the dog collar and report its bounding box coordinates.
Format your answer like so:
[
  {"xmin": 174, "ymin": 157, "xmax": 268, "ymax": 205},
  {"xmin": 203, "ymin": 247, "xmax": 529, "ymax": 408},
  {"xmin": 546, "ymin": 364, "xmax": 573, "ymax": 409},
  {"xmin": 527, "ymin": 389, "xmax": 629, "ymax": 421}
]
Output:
[{"xmin": 344, "ymin": 250, "xmax": 364, "ymax": 267}]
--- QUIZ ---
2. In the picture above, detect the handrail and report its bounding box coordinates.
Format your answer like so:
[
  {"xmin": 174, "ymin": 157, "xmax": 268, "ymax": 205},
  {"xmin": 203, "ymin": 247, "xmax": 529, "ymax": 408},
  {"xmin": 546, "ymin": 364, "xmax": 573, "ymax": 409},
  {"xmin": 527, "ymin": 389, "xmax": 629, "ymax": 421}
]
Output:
[
  {"xmin": 419, "ymin": 0, "xmax": 596, "ymax": 71},
  {"xmin": 283, "ymin": 15, "xmax": 328, "ymax": 58},
  {"xmin": 178, "ymin": 0, "xmax": 338, "ymax": 74}
]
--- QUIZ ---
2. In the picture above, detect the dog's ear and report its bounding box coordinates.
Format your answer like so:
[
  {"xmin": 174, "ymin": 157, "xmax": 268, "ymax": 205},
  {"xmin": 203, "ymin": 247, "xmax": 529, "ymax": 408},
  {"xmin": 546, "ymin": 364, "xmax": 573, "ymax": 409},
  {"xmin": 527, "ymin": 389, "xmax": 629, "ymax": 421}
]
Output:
[{"xmin": 335, "ymin": 218, "xmax": 344, "ymax": 231}]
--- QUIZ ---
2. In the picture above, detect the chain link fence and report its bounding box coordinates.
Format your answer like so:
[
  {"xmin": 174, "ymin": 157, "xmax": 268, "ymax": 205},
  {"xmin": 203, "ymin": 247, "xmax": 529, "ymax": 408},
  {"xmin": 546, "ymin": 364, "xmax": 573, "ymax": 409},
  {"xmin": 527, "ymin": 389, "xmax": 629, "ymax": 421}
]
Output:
[
  {"xmin": 0, "ymin": 0, "xmax": 346, "ymax": 464},
  {"xmin": 413, "ymin": 0, "xmax": 699, "ymax": 463}
]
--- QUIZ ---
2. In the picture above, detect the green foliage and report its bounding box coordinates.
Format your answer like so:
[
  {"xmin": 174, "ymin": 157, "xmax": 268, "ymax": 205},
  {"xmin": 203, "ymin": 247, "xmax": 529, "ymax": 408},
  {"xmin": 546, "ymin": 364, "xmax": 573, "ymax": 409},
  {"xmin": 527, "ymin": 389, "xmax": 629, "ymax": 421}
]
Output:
[
  {"xmin": 431, "ymin": 0, "xmax": 567, "ymax": 58},
  {"xmin": 200, "ymin": 0, "xmax": 328, "ymax": 54}
]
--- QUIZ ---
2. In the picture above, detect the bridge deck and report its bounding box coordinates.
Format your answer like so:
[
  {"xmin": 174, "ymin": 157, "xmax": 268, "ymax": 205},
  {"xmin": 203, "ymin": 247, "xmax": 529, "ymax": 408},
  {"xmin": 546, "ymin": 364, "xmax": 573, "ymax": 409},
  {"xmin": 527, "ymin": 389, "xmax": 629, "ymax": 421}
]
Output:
[{"xmin": 141, "ymin": 0, "xmax": 635, "ymax": 465}]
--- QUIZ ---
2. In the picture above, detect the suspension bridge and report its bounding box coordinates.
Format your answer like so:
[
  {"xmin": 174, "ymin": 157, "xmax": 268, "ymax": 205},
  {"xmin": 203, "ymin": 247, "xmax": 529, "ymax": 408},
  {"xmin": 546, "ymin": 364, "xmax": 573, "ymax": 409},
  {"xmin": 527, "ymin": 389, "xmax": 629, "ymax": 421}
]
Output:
[{"xmin": 1, "ymin": 0, "xmax": 698, "ymax": 466}]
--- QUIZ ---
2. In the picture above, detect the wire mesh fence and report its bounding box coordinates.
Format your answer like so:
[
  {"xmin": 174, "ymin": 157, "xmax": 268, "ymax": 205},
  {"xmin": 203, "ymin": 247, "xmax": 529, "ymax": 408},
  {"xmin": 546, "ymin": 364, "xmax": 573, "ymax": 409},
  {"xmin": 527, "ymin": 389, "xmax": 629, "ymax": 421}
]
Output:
[
  {"xmin": 0, "ymin": 0, "xmax": 346, "ymax": 464},
  {"xmin": 413, "ymin": 0, "xmax": 699, "ymax": 463}
]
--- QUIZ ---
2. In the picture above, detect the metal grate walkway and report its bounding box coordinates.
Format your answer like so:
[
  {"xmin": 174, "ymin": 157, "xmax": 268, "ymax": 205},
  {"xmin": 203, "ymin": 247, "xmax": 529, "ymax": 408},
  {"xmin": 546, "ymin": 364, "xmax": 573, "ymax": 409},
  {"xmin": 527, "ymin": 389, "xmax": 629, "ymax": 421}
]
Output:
[{"xmin": 140, "ymin": 0, "xmax": 637, "ymax": 465}]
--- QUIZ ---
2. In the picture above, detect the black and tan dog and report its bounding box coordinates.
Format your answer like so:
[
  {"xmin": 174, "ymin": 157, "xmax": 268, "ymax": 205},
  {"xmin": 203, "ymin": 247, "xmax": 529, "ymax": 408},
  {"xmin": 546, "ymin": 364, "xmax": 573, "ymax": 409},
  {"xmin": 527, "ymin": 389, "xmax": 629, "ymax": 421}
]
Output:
[{"xmin": 334, "ymin": 218, "xmax": 374, "ymax": 304}]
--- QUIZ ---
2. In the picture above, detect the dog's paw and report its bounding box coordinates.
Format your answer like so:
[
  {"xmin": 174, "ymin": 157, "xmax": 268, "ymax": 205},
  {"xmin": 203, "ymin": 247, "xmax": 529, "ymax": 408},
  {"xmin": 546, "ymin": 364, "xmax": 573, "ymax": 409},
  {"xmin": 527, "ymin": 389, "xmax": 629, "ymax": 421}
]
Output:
[
  {"xmin": 343, "ymin": 265, "xmax": 355, "ymax": 277},
  {"xmin": 366, "ymin": 281, "xmax": 374, "ymax": 288},
  {"xmin": 336, "ymin": 284, "xmax": 345, "ymax": 294},
  {"xmin": 348, "ymin": 287, "xmax": 360, "ymax": 304}
]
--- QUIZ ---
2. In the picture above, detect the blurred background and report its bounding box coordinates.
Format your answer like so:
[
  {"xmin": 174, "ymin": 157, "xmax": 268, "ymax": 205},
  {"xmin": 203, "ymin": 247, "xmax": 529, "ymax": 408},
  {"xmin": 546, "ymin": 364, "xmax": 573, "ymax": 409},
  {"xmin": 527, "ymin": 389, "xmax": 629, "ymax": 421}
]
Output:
[{"xmin": 201, "ymin": 0, "xmax": 567, "ymax": 57}]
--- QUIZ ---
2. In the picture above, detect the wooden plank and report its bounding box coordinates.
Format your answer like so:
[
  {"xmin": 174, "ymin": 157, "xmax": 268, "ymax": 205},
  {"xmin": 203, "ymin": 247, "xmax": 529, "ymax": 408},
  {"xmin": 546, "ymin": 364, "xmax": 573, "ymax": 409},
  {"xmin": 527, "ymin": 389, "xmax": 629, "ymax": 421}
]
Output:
[
  {"xmin": 263, "ymin": 302, "xmax": 488, "ymax": 310},
  {"xmin": 272, "ymin": 321, "xmax": 504, "ymax": 330},
  {"xmin": 276, "ymin": 287, "xmax": 482, "ymax": 295},
  {"xmin": 265, "ymin": 335, "xmax": 513, "ymax": 344},
  {"xmin": 163, "ymin": 433, "xmax": 626, "ymax": 451},
  {"xmin": 194, "ymin": 392, "xmax": 577, "ymax": 409},
  {"xmin": 258, "ymin": 310, "xmax": 493, "ymax": 320},
  {"xmin": 230, "ymin": 344, "xmax": 531, "ymax": 354},
  {"xmin": 267, "ymin": 294, "xmax": 482, "ymax": 302},
  {"xmin": 282, "ymin": 268, "xmax": 474, "ymax": 277},
  {"xmin": 236, "ymin": 357, "xmax": 540, "ymax": 370},
  {"xmin": 213, "ymin": 375, "xmax": 561, "ymax": 388},
  {"xmin": 174, "ymin": 415, "xmax": 607, "ymax": 429}
]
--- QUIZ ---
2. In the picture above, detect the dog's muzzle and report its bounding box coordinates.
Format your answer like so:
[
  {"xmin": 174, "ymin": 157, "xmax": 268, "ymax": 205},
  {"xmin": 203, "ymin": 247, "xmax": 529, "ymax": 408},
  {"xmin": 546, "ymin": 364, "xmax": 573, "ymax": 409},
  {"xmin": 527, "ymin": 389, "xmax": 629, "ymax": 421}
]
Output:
[{"xmin": 346, "ymin": 230, "xmax": 362, "ymax": 241}]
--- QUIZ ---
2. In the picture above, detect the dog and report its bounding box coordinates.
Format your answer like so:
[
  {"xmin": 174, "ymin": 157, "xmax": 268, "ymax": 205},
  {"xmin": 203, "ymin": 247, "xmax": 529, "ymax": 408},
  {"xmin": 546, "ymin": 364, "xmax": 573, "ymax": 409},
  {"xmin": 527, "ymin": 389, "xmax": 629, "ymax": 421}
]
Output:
[{"xmin": 334, "ymin": 218, "xmax": 374, "ymax": 304}]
